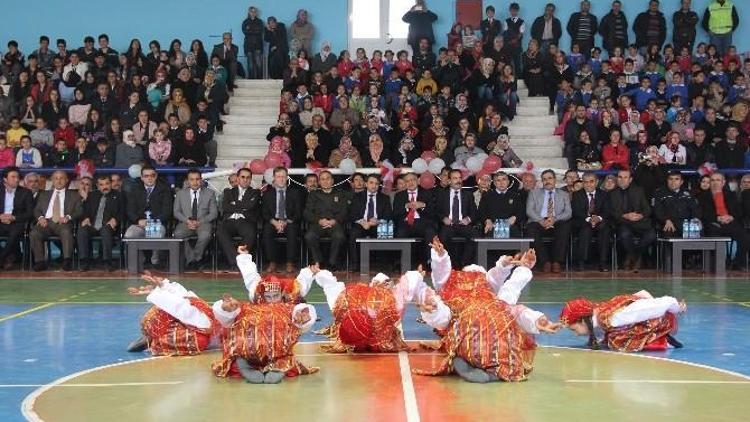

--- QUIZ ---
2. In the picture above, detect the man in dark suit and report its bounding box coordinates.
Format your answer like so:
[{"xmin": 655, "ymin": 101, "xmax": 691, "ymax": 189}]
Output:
[
  {"xmin": 211, "ymin": 32, "xmax": 239, "ymax": 89},
  {"xmin": 77, "ymin": 174, "xmax": 124, "ymax": 271},
  {"xmin": 653, "ymin": 171, "xmax": 701, "ymax": 238},
  {"xmin": 0, "ymin": 167, "xmax": 34, "ymax": 270},
  {"xmin": 30, "ymin": 170, "xmax": 83, "ymax": 271},
  {"xmin": 260, "ymin": 167, "xmax": 302, "ymax": 273},
  {"xmin": 525, "ymin": 169, "xmax": 573, "ymax": 273},
  {"xmin": 571, "ymin": 172, "xmax": 611, "ymax": 272},
  {"xmin": 393, "ymin": 172, "xmax": 436, "ymax": 265},
  {"xmin": 303, "ymin": 170, "xmax": 349, "ymax": 270},
  {"xmin": 436, "ymin": 169, "xmax": 478, "ymax": 268},
  {"xmin": 124, "ymin": 166, "xmax": 174, "ymax": 267},
  {"xmin": 349, "ymin": 174, "xmax": 393, "ymax": 268},
  {"xmin": 477, "ymin": 171, "xmax": 525, "ymax": 238},
  {"xmin": 697, "ymin": 172, "xmax": 748, "ymax": 270},
  {"xmin": 218, "ymin": 168, "xmax": 261, "ymax": 269},
  {"xmin": 609, "ymin": 169, "xmax": 656, "ymax": 272}
]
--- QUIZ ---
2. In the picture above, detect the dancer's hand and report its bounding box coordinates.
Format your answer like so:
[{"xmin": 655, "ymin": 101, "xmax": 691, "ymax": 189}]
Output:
[
  {"xmin": 519, "ymin": 249, "xmax": 537, "ymax": 269},
  {"xmin": 419, "ymin": 295, "xmax": 437, "ymax": 313},
  {"xmin": 127, "ymin": 285, "xmax": 154, "ymax": 296},
  {"xmin": 678, "ymin": 299, "xmax": 687, "ymax": 314},
  {"xmin": 140, "ymin": 270, "xmax": 165, "ymax": 287},
  {"xmin": 536, "ymin": 316, "xmax": 562, "ymax": 334},
  {"xmin": 429, "ymin": 236, "xmax": 445, "ymax": 256},
  {"xmin": 293, "ymin": 306, "xmax": 312, "ymax": 325},
  {"xmin": 221, "ymin": 294, "xmax": 240, "ymax": 312},
  {"xmin": 416, "ymin": 264, "xmax": 426, "ymax": 279},
  {"xmin": 498, "ymin": 255, "xmax": 513, "ymax": 267}
]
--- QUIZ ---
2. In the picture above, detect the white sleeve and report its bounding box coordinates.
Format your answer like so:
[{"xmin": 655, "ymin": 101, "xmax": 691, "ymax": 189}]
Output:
[
  {"xmin": 237, "ymin": 253, "xmax": 262, "ymax": 300},
  {"xmin": 295, "ymin": 267, "xmax": 314, "ymax": 298},
  {"xmin": 146, "ymin": 286, "xmax": 211, "ymax": 329},
  {"xmin": 421, "ymin": 297, "xmax": 452, "ymax": 331},
  {"xmin": 314, "ymin": 270, "xmax": 345, "ymax": 310},
  {"xmin": 632, "ymin": 290, "xmax": 654, "ymax": 300},
  {"xmin": 430, "ymin": 249, "xmax": 452, "ymax": 292},
  {"xmin": 609, "ymin": 297, "xmax": 682, "ymax": 328},
  {"xmin": 511, "ymin": 304, "xmax": 544, "ymax": 335},
  {"xmin": 212, "ymin": 300, "xmax": 241, "ymax": 328},
  {"xmin": 292, "ymin": 304, "xmax": 317, "ymax": 333},
  {"xmin": 401, "ymin": 271, "xmax": 430, "ymax": 303},
  {"xmin": 159, "ymin": 279, "xmax": 196, "ymax": 298},
  {"xmin": 486, "ymin": 258, "xmax": 514, "ymax": 294},
  {"xmin": 497, "ymin": 267, "xmax": 533, "ymax": 305}
]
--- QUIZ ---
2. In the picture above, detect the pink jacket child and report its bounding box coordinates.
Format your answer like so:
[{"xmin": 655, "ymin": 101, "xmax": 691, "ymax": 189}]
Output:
[
  {"xmin": 268, "ymin": 136, "xmax": 292, "ymax": 168},
  {"xmin": 148, "ymin": 131, "xmax": 172, "ymax": 166}
]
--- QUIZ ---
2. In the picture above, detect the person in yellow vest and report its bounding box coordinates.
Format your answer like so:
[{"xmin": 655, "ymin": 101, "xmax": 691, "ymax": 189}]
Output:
[{"xmin": 701, "ymin": 0, "xmax": 740, "ymax": 56}]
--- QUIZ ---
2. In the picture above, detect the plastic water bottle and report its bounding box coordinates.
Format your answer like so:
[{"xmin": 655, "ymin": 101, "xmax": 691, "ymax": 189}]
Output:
[
  {"xmin": 502, "ymin": 219, "xmax": 510, "ymax": 239},
  {"xmin": 377, "ymin": 220, "xmax": 384, "ymax": 239},
  {"xmin": 154, "ymin": 219, "xmax": 163, "ymax": 238},
  {"xmin": 682, "ymin": 219, "xmax": 690, "ymax": 239},
  {"xmin": 493, "ymin": 219, "xmax": 501, "ymax": 239},
  {"xmin": 387, "ymin": 220, "xmax": 394, "ymax": 239},
  {"xmin": 691, "ymin": 218, "xmax": 702, "ymax": 238}
]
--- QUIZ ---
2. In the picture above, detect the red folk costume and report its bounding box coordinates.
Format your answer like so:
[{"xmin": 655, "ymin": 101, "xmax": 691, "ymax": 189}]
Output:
[
  {"xmin": 139, "ymin": 281, "xmax": 217, "ymax": 356},
  {"xmin": 212, "ymin": 302, "xmax": 318, "ymax": 378},
  {"xmin": 560, "ymin": 291, "xmax": 682, "ymax": 352},
  {"xmin": 237, "ymin": 252, "xmax": 314, "ymax": 305}
]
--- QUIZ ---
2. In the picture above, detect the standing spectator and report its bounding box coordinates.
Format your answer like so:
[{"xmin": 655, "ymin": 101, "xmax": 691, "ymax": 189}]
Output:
[
  {"xmin": 348, "ymin": 174, "xmax": 392, "ymax": 269},
  {"xmin": 599, "ymin": 1, "xmax": 629, "ymax": 56},
  {"xmin": 523, "ymin": 39, "xmax": 545, "ymax": 97},
  {"xmin": 265, "ymin": 17, "xmax": 289, "ymax": 80},
  {"xmin": 503, "ymin": 3, "xmax": 525, "ymax": 73},
  {"xmin": 571, "ymin": 172, "xmax": 611, "ymax": 271},
  {"xmin": 0, "ymin": 167, "xmax": 34, "ymax": 270},
  {"xmin": 609, "ymin": 169, "xmax": 656, "ymax": 272},
  {"xmin": 290, "ymin": 9, "xmax": 314, "ymax": 55},
  {"xmin": 477, "ymin": 171, "xmax": 525, "ymax": 238},
  {"xmin": 303, "ymin": 170, "xmax": 348, "ymax": 271},
  {"xmin": 525, "ymin": 169, "xmax": 572, "ymax": 273},
  {"xmin": 633, "ymin": 0, "xmax": 667, "ymax": 53},
  {"xmin": 77, "ymin": 174, "xmax": 124, "ymax": 272},
  {"xmin": 480, "ymin": 6, "xmax": 502, "ymax": 51},
  {"xmin": 697, "ymin": 172, "xmax": 748, "ymax": 269},
  {"xmin": 673, "ymin": 0, "xmax": 700, "ymax": 53},
  {"xmin": 531, "ymin": 3, "xmax": 562, "ymax": 54},
  {"xmin": 702, "ymin": 0, "xmax": 740, "ymax": 56},
  {"xmin": 653, "ymin": 171, "xmax": 700, "ymax": 238},
  {"xmin": 173, "ymin": 169, "xmax": 218, "ymax": 270},
  {"xmin": 567, "ymin": 1, "xmax": 598, "ymax": 59},
  {"xmin": 435, "ymin": 169, "xmax": 477, "ymax": 268},
  {"xmin": 211, "ymin": 33, "xmax": 239, "ymax": 90},
  {"xmin": 242, "ymin": 6, "xmax": 265, "ymax": 79},
  {"xmin": 259, "ymin": 167, "xmax": 300, "ymax": 273},
  {"xmin": 402, "ymin": 0, "xmax": 438, "ymax": 54},
  {"xmin": 30, "ymin": 170, "xmax": 83, "ymax": 271}
]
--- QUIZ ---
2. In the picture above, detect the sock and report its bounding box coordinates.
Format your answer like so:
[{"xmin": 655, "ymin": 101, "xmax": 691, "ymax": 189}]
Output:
[
  {"xmin": 452, "ymin": 357, "xmax": 492, "ymax": 383},
  {"xmin": 236, "ymin": 358, "xmax": 264, "ymax": 384},
  {"xmin": 263, "ymin": 370, "xmax": 285, "ymax": 384}
]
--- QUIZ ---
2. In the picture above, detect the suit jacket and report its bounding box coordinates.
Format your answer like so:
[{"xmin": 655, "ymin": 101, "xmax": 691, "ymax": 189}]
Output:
[
  {"xmin": 223, "ymin": 186, "xmax": 262, "ymax": 223},
  {"xmin": 211, "ymin": 43, "xmax": 239, "ymax": 64},
  {"xmin": 392, "ymin": 188, "xmax": 435, "ymax": 223},
  {"xmin": 477, "ymin": 188, "xmax": 526, "ymax": 224},
  {"xmin": 126, "ymin": 182, "xmax": 173, "ymax": 224},
  {"xmin": 261, "ymin": 187, "xmax": 302, "ymax": 223},
  {"xmin": 174, "ymin": 187, "xmax": 218, "ymax": 224},
  {"xmin": 697, "ymin": 190, "xmax": 743, "ymax": 227},
  {"xmin": 525, "ymin": 188, "xmax": 573, "ymax": 223},
  {"xmin": 33, "ymin": 189, "xmax": 83, "ymax": 222},
  {"xmin": 81, "ymin": 190, "xmax": 125, "ymax": 228},
  {"xmin": 0, "ymin": 186, "xmax": 34, "ymax": 224},
  {"xmin": 303, "ymin": 189, "xmax": 349, "ymax": 225},
  {"xmin": 572, "ymin": 188, "xmax": 610, "ymax": 225},
  {"xmin": 435, "ymin": 188, "xmax": 477, "ymax": 223},
  {"xmin": 349, "ymin": 191, "xmax": 393, "ymax": 223},
  {"xmin": 609, "ymin": 185, "xmax": 652, "ymax": 227}
]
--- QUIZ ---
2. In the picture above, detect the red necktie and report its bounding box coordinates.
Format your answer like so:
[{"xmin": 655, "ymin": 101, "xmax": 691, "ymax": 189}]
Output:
[{"xmin": 406, "ymin": 192, "xmax": 416, "ymax": 226}]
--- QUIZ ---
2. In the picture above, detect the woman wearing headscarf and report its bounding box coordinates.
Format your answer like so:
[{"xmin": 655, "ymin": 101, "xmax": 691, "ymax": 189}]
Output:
[
  {"xmin": 328, "ymin": 135, "xmax": 362, "ymax": 168},
  {"xmin": 361, "ymin": 134, "xmax": 387, "ymax": 167},
  {"xmin": 290, "ymin": 9, "xmax": 315, "ymax": 55},
  {"xmin": 311, "ymin": 41, "xmax": 337, "ymax": 74}
]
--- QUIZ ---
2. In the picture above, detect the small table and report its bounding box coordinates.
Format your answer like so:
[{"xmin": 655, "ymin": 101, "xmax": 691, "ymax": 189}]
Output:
[
  {"xmin": 123, "ymin": 238, "xmax": 188, "ymax": 274},
  {"xmin": 475, "ymin": 238, "xmax": 534, "ymax": 269},
  {"xmin": 357, "ymin": 238, "xmax": 417, "ymax": 274},
  {"xmin": 658, "ymin": 237, "xmax": 731, "ymax": 277}
]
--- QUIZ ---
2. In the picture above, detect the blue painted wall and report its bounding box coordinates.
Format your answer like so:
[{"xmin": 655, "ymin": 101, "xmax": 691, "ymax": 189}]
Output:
[{"xmin": 2, "ymin": 0, "xmax": 747, "ymax": 58}]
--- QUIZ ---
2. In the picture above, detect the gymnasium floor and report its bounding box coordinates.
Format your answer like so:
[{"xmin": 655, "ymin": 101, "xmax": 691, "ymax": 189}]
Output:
[{"xmin": 2, "ymin": 273, "xmax": 750, "ymax": 421}]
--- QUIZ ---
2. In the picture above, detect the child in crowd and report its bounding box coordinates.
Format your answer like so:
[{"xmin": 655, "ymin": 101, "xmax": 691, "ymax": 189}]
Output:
[{"xmin": 15, "ymin": 136, "xmax": 42, "ymax": 168}]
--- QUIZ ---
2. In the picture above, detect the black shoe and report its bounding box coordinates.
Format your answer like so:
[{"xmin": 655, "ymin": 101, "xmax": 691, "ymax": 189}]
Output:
[
  {"xmin": 63, "ymin": 259, "xmax": 73, "ymax": 271},
  {"xmin": 599, "ymin": 265, "xmax": 610, "ymax": 273},
  {"xmin": 80, "ymin": 259, "xmax": 90, "ymax": 272},
  {"xmin": 126, "ymin": 335, "xmax": 148, "ymax": 352},
  {"xmin": 33, "ymin": 261, "xmax": 48, "ymax": 272},
  {"xmin": 666, "ymin": 334, "xmax": 683, "ymax": 349}
]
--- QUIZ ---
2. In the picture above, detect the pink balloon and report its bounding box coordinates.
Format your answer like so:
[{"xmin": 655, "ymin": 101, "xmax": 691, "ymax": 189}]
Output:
[
  {"xmin": 460, "ymin": 168, "xmax": 471, "ymax": 180},
  {"xmin": 483, "ymin": 155, "xmax": 502, "ymax": 172},
  {"xmin": 476, "ymin": 170, "xmax": 491, "ymax": 181},
  {"xmin": 264, "ymin": 152, "xmax": 283, "ymax": 168},
  {"xmin": 419, "ymin": 172, "xmax": 436, "ymax": 189},
  {"xmin": 420, "ymin": 151, "xmax": 436, "ymax": 162},
  {"xmin": 249, "ymin": 159, "xmax": 267, "ymax": 174}
]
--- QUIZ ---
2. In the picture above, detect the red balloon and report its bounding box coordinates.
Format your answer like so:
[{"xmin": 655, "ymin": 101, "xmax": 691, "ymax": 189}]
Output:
[
  {"xmin": 419, "ymin": 172, "xmax": 436, "ymax": 189},
  {"xmin": 249, "ymin": 159, "xmax": 267, "ymax": 174},
  {"xmin": 420, "ymin": 151, "xmax": 436, "ymax": 162},
  {"xmin": 264, "ymin": 152, "xmax": 283, "ymax": 168},
  {"xmin": 483, "ymin": 155, "xmax": 502, "ymax": 172}
]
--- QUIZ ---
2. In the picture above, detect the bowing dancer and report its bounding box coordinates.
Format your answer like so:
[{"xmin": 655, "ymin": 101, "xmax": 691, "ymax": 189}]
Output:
[
  {"xmin": 235, "ymin": 244, "xmax": 315, "ymax": 304},
  {"xmin": 560, "ymin": 291, "xmax": 686, "ymax": 352},
  {"xmin": 413, "ymin": 237, "xmax": 561, "ymax": 383},
  {"xmin": 314, "ymin": 267, "xmax": 436, "ymax": 353},
  {"xmin": 126, "ymin": 272, "xmax": 217, "ymax": 356}
]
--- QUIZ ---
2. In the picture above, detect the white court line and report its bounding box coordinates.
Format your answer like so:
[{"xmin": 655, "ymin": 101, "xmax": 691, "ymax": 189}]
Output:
[
  {"xmin": 1, "ymin": 381, "xmax": 182, "ymax": 388},
  {"xmin": 566, "ymin": 380, "xmax": 750, "ymax": 385},
  {"xmin": 398, "ymin": 351, "xmax": 421, "ymax": 422}
]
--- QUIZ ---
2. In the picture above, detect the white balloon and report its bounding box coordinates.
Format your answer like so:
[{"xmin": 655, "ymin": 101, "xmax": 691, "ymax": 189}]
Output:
[
  {"xmin": 339, "ymin": 158, "xmax": 357, "ymax": 174},
  {"xmin": 465, "ymin": 155, "xmax": 485, "ymax": 173},
  {"xmin": 263, "ymin": 168, "xmax": 274, "ymax": 184},
  {"xmin": 428, "ymin": 158, "xmax": 446, "ymax": 174},
  {"xmin": 411, "ymin": 158, "xmax": 428, "ymax": 174},
  {"xmin": 128, "ymin": 164, "xmax": 142, "ymax": 179}
]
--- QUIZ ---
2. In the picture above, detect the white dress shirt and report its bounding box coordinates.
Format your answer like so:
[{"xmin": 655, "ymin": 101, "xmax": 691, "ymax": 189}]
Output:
[
  {"xmin": 44, "ymin": 189, "xmax": 67, "ymax": 219},
  {"xmin": 229, "ymin": 187, "xmax": 247, "ymax": 220},
  {"xmin": 3, "ymin": 188, "xmax": 15, "ymax": 214}
]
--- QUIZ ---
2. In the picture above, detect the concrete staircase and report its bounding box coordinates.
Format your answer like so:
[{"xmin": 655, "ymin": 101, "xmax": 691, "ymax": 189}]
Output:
[{"xmin": 215, "ymin": 79, "xmax": 567, "ymax": 171}]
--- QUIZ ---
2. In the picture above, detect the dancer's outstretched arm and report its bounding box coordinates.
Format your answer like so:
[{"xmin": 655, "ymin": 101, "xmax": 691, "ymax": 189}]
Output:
[
  {"xmin": 295, "ymin": 264, "xmax": 318, "ymax": 298},
  {"xmin": 419, "ymin": 296, "xmax": 452, "ymax": 331},
  {"xmin": 212, "ymin": 294, "xmax": 241, "ymax": 327},
  {"xmin": 496, "ymin": 250, "xmax": 537, "ymax": 305},
  {"xmin": 314, "ymin": 268, "xmax": 345, "ymax": 310},
  {"xmin": 609, "ymin": 296, "xmax": 686, "ymax": 328},
  {"xmin": 429, "ymin": 236, "xmax": 451, "ymax": 292},
  {"xmin": 144, "ymin": 273, "xmax": 211, "ymax": 329},
  {"xmin": 511, "ymin": 304, "xmax": 561, "ymax": 335},
  {"xmin": 236, "ymin": 245, "xmax": 262, "ymax": 300}
]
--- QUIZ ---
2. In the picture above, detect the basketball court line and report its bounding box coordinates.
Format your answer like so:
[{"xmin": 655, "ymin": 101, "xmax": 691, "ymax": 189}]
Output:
[
  {"xmin": 398, "ymin": 351, "xmax": 421, "ymax": 422},
  {"xmin": 0, "ymin": 381, "xmax": 183, "ymax": 388},
  {"xmin": 0, "ymin": 303, "xmax": 56, "ymax": 323},
  {"xmin": 565, "ymin": 380, "xmax": 750, "ymax": 384}
]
